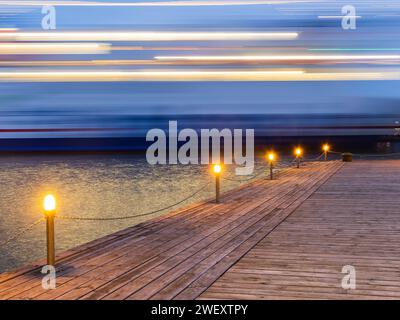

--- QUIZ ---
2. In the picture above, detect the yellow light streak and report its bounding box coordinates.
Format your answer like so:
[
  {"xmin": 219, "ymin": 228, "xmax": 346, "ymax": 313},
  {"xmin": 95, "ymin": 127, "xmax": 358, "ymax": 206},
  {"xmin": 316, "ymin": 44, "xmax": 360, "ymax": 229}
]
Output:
[
  {"xmin": 0, "ymin": 69, "xmax": 399, "ymax": 82},
  {"xmin": 0, "ymin": 43, "xmax": 110, "ymax": 55},
  {"xmin": 155, "ymin": 54, "xmax": 400, "ymax": 61},
  {"xmin": 0, "ymin": 70, "xmax": 304, "ymax": 82}
]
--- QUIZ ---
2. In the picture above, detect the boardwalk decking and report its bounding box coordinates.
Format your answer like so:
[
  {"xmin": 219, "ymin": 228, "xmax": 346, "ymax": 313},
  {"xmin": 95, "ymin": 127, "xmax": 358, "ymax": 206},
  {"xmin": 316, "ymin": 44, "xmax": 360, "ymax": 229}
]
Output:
[
  {"xmin": 1, "ymin": 159, "xmax": 400, "ymax": 300},
  {"xmin": 201, "ymin": 160, "xmax": 400, "ymax": 300}
]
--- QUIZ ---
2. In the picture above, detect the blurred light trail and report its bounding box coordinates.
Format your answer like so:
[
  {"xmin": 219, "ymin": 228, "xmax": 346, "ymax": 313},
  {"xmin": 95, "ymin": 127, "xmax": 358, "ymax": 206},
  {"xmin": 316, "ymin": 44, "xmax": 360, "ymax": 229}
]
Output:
[
  {"xmin": 2, "ymin": 69, "xmax": 400, "ymax": 82},
  {"xmin": 309, "ymin": 48, "xmax": 400, "ymax": 51},
  {"xmin": 0, "ymin": 60, "xmax": 211, "ymax": 66},
  {"xmin": 0, "ymin": 70, "xmax": 304, "ymax": 82},
  {"xmin": 0, "ymin": 43, "xmax": 110, "ymax": 55},
  {"xmin": 318, "ymin": 15, "xmax": 362, "ymax": 19},
  {"xmin": 0, "ymin": 0, "xmax": 318, "ymax": 7},
  {"xmin": 0, "ymin": 128, "xmax": 129, "ymax": 133},
  {"xmin": 155, "ymin": 55, "xmax": 400, "ymax": 61},
  {"xmin": 111, "ymin": 46, "xmax": 287, "ymax": 51},
  {"xmin": 0, "ymin": 31, "xmax": 299, "ymax": 42}
]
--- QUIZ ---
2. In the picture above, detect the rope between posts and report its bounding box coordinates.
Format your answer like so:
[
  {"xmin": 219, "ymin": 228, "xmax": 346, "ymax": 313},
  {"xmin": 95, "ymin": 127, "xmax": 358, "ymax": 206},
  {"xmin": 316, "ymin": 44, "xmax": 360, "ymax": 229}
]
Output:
[
  {"xmin": 0, "ymin": 217, "xmax": 44, "ymax": 249},
  {"xmin": 57, "ymin": 182, "xmax": 211, "ymax": 221},
  {"xmin": 300, "ymin": 152, "xmax": 325, "ymax": 162},
  {"xmin": 221, "ymin": 166, "xmax": 267, "ymax": 182}
]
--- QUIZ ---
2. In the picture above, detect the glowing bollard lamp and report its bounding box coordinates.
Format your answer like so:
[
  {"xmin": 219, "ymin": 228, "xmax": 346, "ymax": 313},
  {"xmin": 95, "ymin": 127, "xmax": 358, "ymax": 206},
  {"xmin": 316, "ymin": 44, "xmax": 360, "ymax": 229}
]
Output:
[
  {"xmin": 266, "ymin": 152, "xmax": 276, "ymax": 180},
  {"xmin": 294, "ymin": 147, "xmax": 303, "ymax": 168},
  {"xmin": 213, "ymin": 164, "xmax": 222, "ymax": 203},
  {"xmin": 43, "ymin": 194, "xmax": 56, "ymax": 266},
  {"xmin": 323, "ymin": 143, "xmax": 330, "ymax": 161}
]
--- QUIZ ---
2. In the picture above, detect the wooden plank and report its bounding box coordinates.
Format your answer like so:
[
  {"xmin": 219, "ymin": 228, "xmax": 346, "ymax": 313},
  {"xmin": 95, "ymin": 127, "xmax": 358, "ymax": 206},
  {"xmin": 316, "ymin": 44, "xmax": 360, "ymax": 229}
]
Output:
[
  {"xmin": 200, "ymin": 160, "xmax": 400, "ymax": 300},
  {"xmin": 173, "ymin": 162, "xmax": 341, "ymax": 300}
]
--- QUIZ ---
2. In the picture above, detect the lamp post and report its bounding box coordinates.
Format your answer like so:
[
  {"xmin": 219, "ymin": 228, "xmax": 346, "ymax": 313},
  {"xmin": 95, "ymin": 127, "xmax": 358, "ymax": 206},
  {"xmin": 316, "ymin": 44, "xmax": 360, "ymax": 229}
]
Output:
[
  {"xmin": 294, "ymin": 147, "xmax": 303, "ymax": 168},
  {"xmin": 323, "ymin": 143, "xmax": 330, "ymax": 161},
  {"xmin": 266, "ymin": 152, "xmax": 276, "ymax": 180},
  {"xmin": 43, "ymin": 194, "xmax": 56, "ymax": 266},
  {"xmin": 213, "ymin": 164, "xmax": 222, "ymax": 203}
]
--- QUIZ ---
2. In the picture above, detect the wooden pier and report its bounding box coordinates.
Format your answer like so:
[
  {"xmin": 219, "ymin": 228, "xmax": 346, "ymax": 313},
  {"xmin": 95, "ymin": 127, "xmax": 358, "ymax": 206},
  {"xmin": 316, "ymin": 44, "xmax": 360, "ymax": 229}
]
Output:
[{"xmin": 1, "ymin": 159, "xmax": 400, "ymax": 300}]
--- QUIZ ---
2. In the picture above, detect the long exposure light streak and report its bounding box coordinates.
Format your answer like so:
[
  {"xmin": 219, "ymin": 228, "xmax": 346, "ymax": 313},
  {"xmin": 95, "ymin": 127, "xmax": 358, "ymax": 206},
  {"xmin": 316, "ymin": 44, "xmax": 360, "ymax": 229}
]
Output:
[
  {"xmin": 0, "ymin": 43, "xmax": 110, "ymax": 54},
  {"xmin": 155, "ymin": 54, "xmax": 400, "ymax": 61},
  {"xmin": 0, "ymin": 0, "xmax": 318, "ymax": 7},
  {"xmin": 309, "ymin": 48, "xmax": 400, "ymax": 51},
  {"xmin": 0, "ymin": 70, "xmax": 303, "ymax": 82},
  {"xmin": 1, "ymin": 70, "xmax": 400, "ymax": 82},
  {"xmin": 0, "ymin": 31, "xmax": 299, "ymax": 42}
]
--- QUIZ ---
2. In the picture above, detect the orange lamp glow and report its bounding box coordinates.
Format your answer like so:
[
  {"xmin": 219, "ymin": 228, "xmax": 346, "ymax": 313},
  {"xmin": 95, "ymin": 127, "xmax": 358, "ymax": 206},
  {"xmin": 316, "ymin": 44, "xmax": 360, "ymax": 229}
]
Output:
[
  {"xmin": 43, "ymin": 194, "xmax": 56, "ymax": 214},
  {"xmin": 213, "ymin": 164, "xmax": 222, "ymax": 174},
  {"xmin": 267, "ymin": 152, "xmax": 276, "ymax": 162},
  {"xmin": 323, "ymin": 144, "xmax": 330, "ymax": 152},
  {"xmin": 294, "ymin": 147, "xmax": 303, "ymax": 157}
]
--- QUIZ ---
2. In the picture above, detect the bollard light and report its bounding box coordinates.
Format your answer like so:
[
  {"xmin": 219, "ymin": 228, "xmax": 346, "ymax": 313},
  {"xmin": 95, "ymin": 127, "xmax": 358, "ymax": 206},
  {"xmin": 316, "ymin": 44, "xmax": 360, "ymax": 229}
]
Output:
[
  {"xmin": 213, "ymin": 164, "xmax": 222, "ymax": 175},
  {"xmin": 294, "ymin": 147, "xmax": 303, "ymax": 168},
  {"xmin": 266, "ymin": 152, "xmax": 276, "ymax": 180},
  {"xmin": 294, "ymin": 147, "xmax": 303, "ymax": 157},
  {"xmin": 322, "ymin": 143, "xmax": 330, "ymax": 161},
  {"xmin": 44, "ymin": 194, "xmax": 56, "ymax": 213},
  {"xmin": 267, "ymin": 152, "xmax": 275, "ymax": 162},
  {"xmin": 43, "ymin": 194, "xmax": 56, "ymax": 266},
  {"xmin": 212, "ymin": 164, "xmax": 222, "ymax": 203}
]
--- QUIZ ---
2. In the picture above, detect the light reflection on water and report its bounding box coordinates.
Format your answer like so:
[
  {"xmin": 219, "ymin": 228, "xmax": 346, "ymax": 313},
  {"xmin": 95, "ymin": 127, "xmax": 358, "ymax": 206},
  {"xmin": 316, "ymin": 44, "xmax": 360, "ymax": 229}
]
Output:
[{"xmin": 0, "ymin": 154, "xmax": 267, "ymax": 273}]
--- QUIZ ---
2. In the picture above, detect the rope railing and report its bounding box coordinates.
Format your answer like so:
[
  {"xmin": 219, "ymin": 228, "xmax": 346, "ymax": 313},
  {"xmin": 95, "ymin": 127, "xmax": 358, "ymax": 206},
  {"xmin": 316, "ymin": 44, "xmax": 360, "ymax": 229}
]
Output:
[
  {"xmin": 221, "ymin": 166, "xmax": 267, "ymax": 182},
  {"xmin": 0, "ymin": 217, "xmax": 44, "ymax": 249},
  {"xmin": 275, "ymin": 162, "xmax": 295, "ymax": 169},
  {"xmin": 221, "ymin": 158, "xmax": 306, "ymax": 183},
  {"xmin": 303, "ymin": 152, "xmax": 325, "ymax": 162},
  {"xmin": 56, "ymin": 181, "xmax": 211, "ymax": 221}
]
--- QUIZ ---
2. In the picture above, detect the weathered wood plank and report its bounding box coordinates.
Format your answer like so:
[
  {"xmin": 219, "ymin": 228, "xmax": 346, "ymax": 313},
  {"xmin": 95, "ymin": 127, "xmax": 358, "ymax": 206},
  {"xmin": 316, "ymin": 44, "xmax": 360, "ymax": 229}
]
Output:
[{"xmin": 200, "ymin": 160, "xmax": 400, "ymax": 300}]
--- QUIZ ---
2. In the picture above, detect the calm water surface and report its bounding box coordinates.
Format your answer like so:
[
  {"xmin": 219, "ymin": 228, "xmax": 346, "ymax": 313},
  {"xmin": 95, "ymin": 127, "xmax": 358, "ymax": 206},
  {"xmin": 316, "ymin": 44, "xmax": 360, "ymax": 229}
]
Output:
[{"xmin": 0, "ymin": 153, "xmax": 273, "ymax": 273}]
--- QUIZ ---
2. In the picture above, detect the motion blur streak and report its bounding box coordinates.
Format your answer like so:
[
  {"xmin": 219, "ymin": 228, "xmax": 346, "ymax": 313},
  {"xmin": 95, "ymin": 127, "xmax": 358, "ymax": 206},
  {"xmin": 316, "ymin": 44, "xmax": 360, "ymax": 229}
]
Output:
[
  {"xmin": 0, "ymin": 43, "xmax": 110, "ymax": 54},
  {"xmin": 0, "ymin": 31, "xmax": 299, "ymax": 42},
  {"xmin": 0, "ymin": 70, "xmax": 306, "ymax": 82},
  {"xmin": 0, "ymin": 0, "xmax": 317, "ymax": 7},
  {"xmin": 1, "ymin": 0, "xmax": 400, "ymax": 142},
  {"xmin": 155, "ymin": 55, "xmax": 400, "ymax": 61},
  {"xmin": 1, "ymin": 70, "xmax": 400, "ymax": 82}
]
